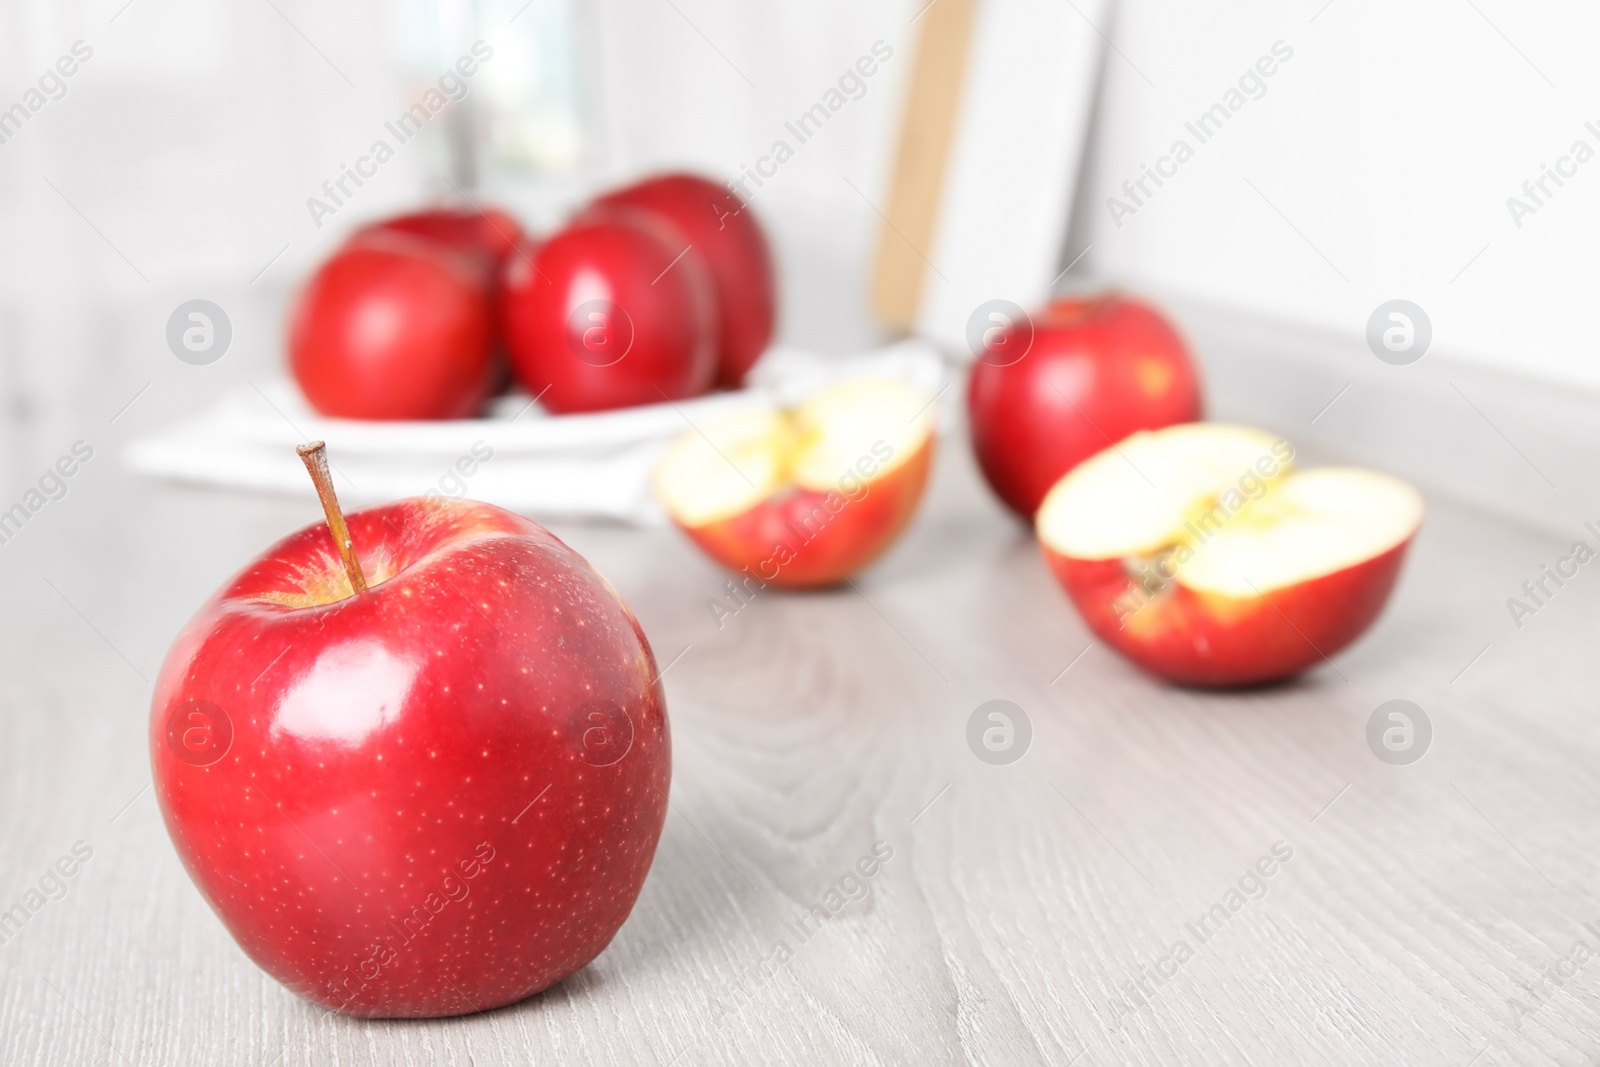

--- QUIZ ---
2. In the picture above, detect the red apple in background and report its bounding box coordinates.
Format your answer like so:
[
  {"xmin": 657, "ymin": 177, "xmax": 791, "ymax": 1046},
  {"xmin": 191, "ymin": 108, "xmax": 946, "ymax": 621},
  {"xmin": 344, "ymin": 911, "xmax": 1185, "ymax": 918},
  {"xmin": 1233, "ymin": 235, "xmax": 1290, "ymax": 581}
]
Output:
[
  {"xmin": 1036, "ymin": 423, "xmax": 1423, "ymax": 687},
  {"xmin": 362, "ymin": 205, "xmax": 527, "ymax": 396},
  {"xmin": 590, "ymin": 173, "xmax": 776, "ymax": 387},
  {"xmin": 500, "ymin": 213, "xmax": 717, "ymax": 414},
  {"xmin": 289, "ymin": 230, "xmax": 494, "ymax": 420},
  {"xmin": 363, "ymin": 206, "xmax": 525, "ymax": 273},
  {"xmin": 654, "ymin": 378, "xmax": 934, "ymax": 587},
  {"xmin": 150, "ymin": 444, "xmax": 670, "ymax": 1017},
  {"xmin": 967, "ymin": 293, "xmax": 1203, "ymax": 518}
]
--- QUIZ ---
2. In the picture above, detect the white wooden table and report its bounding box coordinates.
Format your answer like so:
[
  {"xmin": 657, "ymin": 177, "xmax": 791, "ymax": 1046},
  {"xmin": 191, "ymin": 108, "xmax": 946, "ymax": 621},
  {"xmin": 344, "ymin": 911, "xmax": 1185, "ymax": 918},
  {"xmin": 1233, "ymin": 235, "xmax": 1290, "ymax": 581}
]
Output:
[{"xmin": 2, "ymin": 294, "xmax": 1599, "ymax": 1067}]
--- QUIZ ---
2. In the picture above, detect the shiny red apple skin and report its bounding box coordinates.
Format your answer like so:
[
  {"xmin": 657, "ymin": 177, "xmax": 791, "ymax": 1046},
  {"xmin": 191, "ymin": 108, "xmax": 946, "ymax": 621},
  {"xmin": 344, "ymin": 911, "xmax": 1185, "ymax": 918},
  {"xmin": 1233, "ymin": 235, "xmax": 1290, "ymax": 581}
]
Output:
[
  {"xmin": 150, "ymin": 498, "xmax": 670, "ymax": 1018},
  {"xmin": 500, "ymin": 214, "xmax": 717, "ymax": 414},
  {"xmin": 1043, "ymin": 541, "xmax": 1413, "ymax": 687},
  {"xmin": 289, "ymin": 231, "xmax": 494, "ymax": 420},
  {"xmin": 967, "ymin": 294, "xmax": 1203, "ymax": 518},
  {"xmin": 683, "ymin": 442, "xmax": 934, "ymax": 588},
  {"xmin": 591, "ymin": 173, "xmax": 776, "ymax": 387}
]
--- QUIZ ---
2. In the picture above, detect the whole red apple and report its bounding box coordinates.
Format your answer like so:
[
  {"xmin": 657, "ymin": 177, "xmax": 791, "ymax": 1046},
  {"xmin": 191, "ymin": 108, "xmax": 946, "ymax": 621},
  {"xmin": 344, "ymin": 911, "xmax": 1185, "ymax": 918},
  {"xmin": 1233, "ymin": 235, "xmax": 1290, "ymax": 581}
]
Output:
[
  {"xmin": 967, "ymin": 293, "xmax": 1203, "ymax": 518},
  {"xmin": 290, "ymin": 230, "xmax": 494, "ymax": 420},
  {"xmin": 150, "ymin": 448, "xmax": 670, "ymax": 1017},
  {"xmin": 500, "ymin": 213, "xmax": 716, "ymax": 414},
  {"xmin": 590, "ymin": 173, "xmax": 776, "ymax": 387}
]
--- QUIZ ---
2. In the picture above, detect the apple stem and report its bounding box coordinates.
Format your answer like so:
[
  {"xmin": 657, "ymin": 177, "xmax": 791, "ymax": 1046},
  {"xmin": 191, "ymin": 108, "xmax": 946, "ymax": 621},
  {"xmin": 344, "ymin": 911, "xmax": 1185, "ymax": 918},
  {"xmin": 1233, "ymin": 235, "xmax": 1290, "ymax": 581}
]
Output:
[{"xmin": 296, "ymin": 441, "xmax": 368, "ymax": 595}]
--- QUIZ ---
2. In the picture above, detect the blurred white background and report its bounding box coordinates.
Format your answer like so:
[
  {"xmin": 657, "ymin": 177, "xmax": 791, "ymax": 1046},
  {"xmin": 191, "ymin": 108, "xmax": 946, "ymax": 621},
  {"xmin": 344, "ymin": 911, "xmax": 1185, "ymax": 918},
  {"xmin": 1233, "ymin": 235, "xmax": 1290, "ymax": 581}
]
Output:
[{"xmin": 0, "ymin": 0, "xmax": 1594, "ymax": 428}]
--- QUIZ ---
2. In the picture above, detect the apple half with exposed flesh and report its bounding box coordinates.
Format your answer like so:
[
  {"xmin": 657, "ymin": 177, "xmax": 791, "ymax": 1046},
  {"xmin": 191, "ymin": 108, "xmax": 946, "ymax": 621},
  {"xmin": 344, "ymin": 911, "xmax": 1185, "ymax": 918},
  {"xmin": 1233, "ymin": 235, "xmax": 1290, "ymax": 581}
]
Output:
[
  {"xmin": 654, "ymin": 378, "xmax": 935, "ymax": 588},
  {"xmin": 1036, "ymin": 423, "xmax": 1423, "ymax": 686}
]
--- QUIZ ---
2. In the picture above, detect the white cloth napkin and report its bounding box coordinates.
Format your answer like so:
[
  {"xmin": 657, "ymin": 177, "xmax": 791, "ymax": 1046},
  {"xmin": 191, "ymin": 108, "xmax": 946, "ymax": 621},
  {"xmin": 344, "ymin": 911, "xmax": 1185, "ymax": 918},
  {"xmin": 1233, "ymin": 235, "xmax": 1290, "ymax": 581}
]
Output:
[{"xmin": 123, "ymin": 342, "xmax": 951, "ymax": 526}]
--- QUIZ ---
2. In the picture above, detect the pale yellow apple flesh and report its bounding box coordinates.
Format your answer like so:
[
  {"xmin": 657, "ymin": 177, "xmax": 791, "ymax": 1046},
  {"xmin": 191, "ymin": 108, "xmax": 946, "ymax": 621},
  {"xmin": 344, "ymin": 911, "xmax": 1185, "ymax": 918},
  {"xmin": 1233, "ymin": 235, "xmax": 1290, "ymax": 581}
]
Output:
[
  {"xmin": 654, "ymin": 378, "xmax": 936, "ymax": 587},
  {"xmin": 1036, "ymin": 423, "xmax": 1424, "ymax": 685}
]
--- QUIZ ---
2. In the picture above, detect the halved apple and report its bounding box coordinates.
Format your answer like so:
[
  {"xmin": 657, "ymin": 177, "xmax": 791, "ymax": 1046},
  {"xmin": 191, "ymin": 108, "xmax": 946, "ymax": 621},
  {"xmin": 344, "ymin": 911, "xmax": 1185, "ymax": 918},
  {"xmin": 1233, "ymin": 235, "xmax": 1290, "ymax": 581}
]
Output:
[
  {"xmin": 1036, "ymin": 423, "xmax": 1423, "ymax": 686},
  {"xmin": 655, "ymin": 378, "xmax": 935, "ymax": 588}
]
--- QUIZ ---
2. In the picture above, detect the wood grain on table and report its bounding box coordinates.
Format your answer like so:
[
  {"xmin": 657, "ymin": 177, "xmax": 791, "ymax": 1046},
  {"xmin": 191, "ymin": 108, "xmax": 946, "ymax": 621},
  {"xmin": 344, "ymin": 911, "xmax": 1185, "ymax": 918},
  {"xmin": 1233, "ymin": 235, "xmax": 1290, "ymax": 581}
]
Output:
[{"xmin": 2, "ymin": 392, "xmax": 1599, "ymax": 1067}]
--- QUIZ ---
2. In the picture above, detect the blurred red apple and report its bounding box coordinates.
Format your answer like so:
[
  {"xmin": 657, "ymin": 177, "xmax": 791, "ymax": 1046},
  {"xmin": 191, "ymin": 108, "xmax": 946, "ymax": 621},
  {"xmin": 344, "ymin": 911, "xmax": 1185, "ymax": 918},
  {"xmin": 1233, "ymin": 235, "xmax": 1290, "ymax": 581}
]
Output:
[
  {"xmin": 363, "ymin": 206, "xmax": 527, "ymax": 396},
  {"xmin": 150, "ymin": 446, "xmax": 670, "ymax": 1017},
  {"xmin": 500, "ymin": 212, "xmax": 716, "ymax": 414},
  {"xmin": 1036, "ymin": 423, "xmax": 1422, "ymax": 687},
  {"xmin": 289, "ymin": 230, "xmax": 494, "ymax": 420},
  {"xmin": 590, "ymin": 173, "xmax": 776, "ymax": 387},
  {"xmin": 654, "ymin": 378, "xmax": 934, "ymax": 587},
  {"xmin": 967, "ymin": 293, "xmax": 1203, "ymax": 518},
  {"xmin": 364, "ymin": 205, "xmax": 525, "ymax": 273}
]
